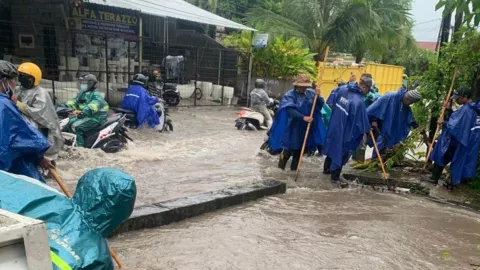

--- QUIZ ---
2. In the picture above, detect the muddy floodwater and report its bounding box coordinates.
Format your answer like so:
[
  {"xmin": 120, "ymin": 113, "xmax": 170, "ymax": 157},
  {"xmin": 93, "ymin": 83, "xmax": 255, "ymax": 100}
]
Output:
[{"xmin": 56, "ymin": 107, "xmax": 480, "ymax": 269}]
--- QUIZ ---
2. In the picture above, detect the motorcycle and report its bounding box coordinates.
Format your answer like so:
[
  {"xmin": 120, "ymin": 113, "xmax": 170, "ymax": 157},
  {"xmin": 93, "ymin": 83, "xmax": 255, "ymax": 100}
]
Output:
[
  {"xmin": 149, "ymin": 79, "xmax": 181, "ymax": 107},
  {"xmin": 56, "ymin": 107, "xmax": 133, "ymax": 153},
  {"xmin": 235, "ymin": 98, "xmax": 280, "ymax": 131},
  {"xmin": 112, "ymin": 99, "xmax": 174, "ymax": 132}
]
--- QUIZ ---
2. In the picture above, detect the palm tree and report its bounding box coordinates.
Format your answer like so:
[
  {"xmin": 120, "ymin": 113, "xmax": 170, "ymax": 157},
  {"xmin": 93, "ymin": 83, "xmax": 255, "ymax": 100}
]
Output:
[{"xmin": 245, "ymin": 0, "xmax": 413, "ymax": 62}]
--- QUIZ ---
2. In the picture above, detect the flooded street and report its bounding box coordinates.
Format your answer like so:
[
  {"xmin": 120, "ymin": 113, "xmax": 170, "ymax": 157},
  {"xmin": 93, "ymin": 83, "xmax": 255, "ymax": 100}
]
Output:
[
  {"xmin": 57, "ymin": 107, "xmax": 480, "ymax": 269},
  {"xmin": 111, "ymin": 190, "xmax": 480, "ymax": 270}
]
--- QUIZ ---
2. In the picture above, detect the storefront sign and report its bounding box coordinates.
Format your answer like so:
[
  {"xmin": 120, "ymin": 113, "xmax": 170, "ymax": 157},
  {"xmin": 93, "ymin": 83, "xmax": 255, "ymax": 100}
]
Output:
[{"xmin": 70, "ymin": 3, "xmax": 140, "ymax": 36}]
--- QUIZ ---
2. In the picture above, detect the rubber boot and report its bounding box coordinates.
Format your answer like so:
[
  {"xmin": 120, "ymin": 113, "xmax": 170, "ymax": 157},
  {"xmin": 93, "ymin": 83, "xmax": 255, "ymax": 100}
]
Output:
[
  {"xmin": 290, "ymin": 151, "xmax": 301, "ymax": 171},
  {"xmin": 323, "ymin": 156, "xmax": 332, "ymax": 174},
  {"xmin": 278, "ymin": 151, "xmax": 292, "ymax": 170},
  {"xmin": 430, "ymin": 165, "xmax": 444, "ymax": 185}
]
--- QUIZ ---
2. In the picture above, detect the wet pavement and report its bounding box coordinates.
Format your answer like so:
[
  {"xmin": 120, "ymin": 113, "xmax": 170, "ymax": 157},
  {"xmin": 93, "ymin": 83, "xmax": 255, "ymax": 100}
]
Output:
[{"xmin": 55, "ymin": 107, "xmax": 480, "ymax": 269}]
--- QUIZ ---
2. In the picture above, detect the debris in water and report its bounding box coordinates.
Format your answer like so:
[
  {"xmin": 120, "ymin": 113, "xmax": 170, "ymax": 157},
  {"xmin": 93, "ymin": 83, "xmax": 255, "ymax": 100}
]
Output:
[{"xmin": 440, "ymin": 252, "xmax": 449, "ymax": 259}]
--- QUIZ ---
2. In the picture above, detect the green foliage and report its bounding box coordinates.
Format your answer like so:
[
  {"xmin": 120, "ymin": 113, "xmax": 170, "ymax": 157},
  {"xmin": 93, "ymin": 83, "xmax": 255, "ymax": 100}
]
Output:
[
  {"xmin": 245, "ymin": 0, "xmax": 414, "ymax": 62},
  {"xmin": 436, "ymin": 0, "xmax": 480, "ymax": 27},
  {"xmin": 253, "ymin": 37, "xmax": 318, "ymax": 80},
  {"xmin": 389, "ymin": 48, "xmax": 438, "ymax": 77},
  {"xmin": 415, "ymin": 30, "xmax": 480, "ymax": 126}
]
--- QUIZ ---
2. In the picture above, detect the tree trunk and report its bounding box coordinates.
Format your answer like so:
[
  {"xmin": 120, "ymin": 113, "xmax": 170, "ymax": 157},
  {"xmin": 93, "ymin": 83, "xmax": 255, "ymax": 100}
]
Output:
[{"xmin": 354, "ymin": 52, "xmax": 364, "ymax": 64}]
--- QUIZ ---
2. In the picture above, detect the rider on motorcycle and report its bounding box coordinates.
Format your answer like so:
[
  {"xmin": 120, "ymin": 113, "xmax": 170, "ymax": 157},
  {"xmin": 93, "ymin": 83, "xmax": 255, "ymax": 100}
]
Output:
[
  {"xmin": 122, "ymin": 73, "xmax": 164, "ymax": 131},
  {"xmin": 250, "ymin": 79, "xmax": 273, "ymax": 128},
  {"xmin": 64, "ymin": 74, "xmax": 109, "ymax": 147},
  {"xmin": 15, "ymin": 62, "xmax": 63, "ymax": 161}
]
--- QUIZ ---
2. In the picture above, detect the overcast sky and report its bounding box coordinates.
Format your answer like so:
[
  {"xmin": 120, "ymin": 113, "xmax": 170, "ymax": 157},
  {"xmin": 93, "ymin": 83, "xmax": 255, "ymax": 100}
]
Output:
[
  {"xmin": 411, "ymin": 0, "xmax": 443, "ymax": 42},
  {"xmin": 411, "ymin": 0, "xmax": 442, "ymax": 41}
]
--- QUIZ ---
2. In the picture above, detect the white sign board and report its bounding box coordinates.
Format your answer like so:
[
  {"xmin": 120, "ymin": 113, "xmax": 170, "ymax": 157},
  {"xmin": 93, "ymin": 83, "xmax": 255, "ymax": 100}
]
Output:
[{"xmin": 253, "ymin": 34, "xmax": 269, "ymax": 48}]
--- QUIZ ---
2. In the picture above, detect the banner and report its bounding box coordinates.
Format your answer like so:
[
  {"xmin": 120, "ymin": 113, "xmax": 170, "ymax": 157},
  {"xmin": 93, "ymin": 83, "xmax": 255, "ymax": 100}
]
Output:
[{"xmin": 70, "ymin": 3, "xmax": 140, "ymax": 36}]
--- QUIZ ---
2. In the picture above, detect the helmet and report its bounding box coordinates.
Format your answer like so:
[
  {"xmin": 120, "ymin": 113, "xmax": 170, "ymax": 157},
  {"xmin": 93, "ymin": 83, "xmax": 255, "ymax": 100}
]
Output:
[
  {"xmin": 79, "ymin": 74, "xmax": 98, "ymax": 92},
  {"xmin": 18, "ymin": 62, "xmax": 42, "ymax": 89},
  {"xmin": 132, "ymin": 73, "xmax": 147, "ymax": 85},
  {"xmin": 0, "ymin": 60, "xmax": 18, "ymax": 79},
  {"xmin": 451, "ymin": 87, "xmax": 472, "ymax": 100},
  {"xmin": 254, "ymin": 79, "xmax": 266, "ymax": 89}
]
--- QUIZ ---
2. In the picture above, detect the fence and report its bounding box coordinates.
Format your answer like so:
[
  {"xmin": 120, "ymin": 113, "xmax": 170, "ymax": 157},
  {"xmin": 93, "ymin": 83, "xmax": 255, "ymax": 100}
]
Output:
[{"xmin": 0, "ymin": 19, "xmax": 250, "ymax": 107}]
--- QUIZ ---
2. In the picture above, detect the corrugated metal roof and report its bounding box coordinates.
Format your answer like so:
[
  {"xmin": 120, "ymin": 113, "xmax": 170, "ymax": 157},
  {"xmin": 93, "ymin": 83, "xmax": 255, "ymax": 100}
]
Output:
[{"xmin": 88, "ymin": 0, "xmax": 256, "ymax": 31}]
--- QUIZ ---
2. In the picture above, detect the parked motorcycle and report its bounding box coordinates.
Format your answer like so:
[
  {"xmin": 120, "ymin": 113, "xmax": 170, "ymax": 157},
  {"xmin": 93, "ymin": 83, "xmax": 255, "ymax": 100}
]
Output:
[
  {"xmin": 112, "ymin": 99, "xmax": 174, "ymax": 132},
  {"xmin": 56, "ymin": 107, "xmax": 133, "ymax": 153},
  {"xmin": 149, "ymin": 80, "xmax": 181, "ymax": 107},
  {"xmin": 235, "ymin": 98, "xmax": 280, "ymax": 131}
]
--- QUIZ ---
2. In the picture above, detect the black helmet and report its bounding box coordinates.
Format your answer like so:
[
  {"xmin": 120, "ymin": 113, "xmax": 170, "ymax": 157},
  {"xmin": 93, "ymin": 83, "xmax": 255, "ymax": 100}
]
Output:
[
  {"xmin": 133, "ymin": 73, "xmax": 147, "ymax": 85},
  {"xmin": 79, "ymin": 74, "xmax": 98, "ymax": 92},
  {"xmin": 0, "ymin": 60, "xmax": 18, "ymax": 79},
  {"xmin": 451, "ymin": 87, "xmax": 472, "ymax": 100},
  {"xmin": 254, "ymin": 79, "xmax": 266, "ymax": 89}
]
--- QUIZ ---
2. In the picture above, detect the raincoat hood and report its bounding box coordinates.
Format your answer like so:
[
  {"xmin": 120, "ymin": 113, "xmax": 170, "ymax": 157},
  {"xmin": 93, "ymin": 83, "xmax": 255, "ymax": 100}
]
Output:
[{"xmin": 72, "ymin": 168, "xmax": 136, "ymax": 236}]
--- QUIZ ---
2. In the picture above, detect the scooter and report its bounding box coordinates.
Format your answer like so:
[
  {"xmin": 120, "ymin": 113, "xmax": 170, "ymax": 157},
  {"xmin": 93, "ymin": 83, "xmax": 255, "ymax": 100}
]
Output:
[
  {"xmin": 56, "ymin": 107, "xmax": 133, "ymax": 153},
  {"xmin": 149, "ymin": 80, "xmax": 181, "ymax": 107},
  {"xmin": 235, "ymin": 98, "xmax": 279, "ymax": 131},
  {"xmin": 112, "ymin": 99, "xmax": 174, "ymax": 132}
]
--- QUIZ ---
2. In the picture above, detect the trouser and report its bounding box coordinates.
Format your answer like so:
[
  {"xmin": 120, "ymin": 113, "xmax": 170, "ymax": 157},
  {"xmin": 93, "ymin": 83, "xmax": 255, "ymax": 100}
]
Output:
[
  {"xmin": 68, "ymin": 117, "xmax": 101, "ymax": 147},
  {"xmin": 353, "ymin": 135, "xmax": 367, "ymax": 162},
  {"xmin": 431, "ymin": 144, "xmax": 456, "ymax": 183},
  {"xmin": 153, "ymin": 103, "xmax": 165, "ymax": 131},
  {"xmin": 252, "ymin": 104, "xmax": 273, "ymax": 128},
  {"xmin": 324, "ymin": 153, "xmax": 349, "ymax": 181},
  {"xmin": 278, "ymin": 150, "xmax": 301, "ymax": 171}
]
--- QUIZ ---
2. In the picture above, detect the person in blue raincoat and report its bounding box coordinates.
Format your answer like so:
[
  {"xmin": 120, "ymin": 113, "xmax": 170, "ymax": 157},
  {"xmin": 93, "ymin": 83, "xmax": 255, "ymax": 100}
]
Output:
[
  {"xmin": 322, "ymin": 78, "xmax": 372, "ymax": 184},
  {"xmin": 122, "ymin": 73, "xmax": 163, "ymax": 130},
  {"xmin": 366, "ymin": 88, "xmax": 422, "ymax": 156},
  {"xmin": 0, "ymin": 60, "xmax": 53, "ymax": 183},
  {"xmin": 430, "ymin": 87, "xmax": 480, "ymax": 190},
  {"xmin": 0, "ymin": 168, "xmax": 136, "ymax": 270},
  {"xmin": 268, "ymin": 74, "xmax": 327, "ymax": 170}
]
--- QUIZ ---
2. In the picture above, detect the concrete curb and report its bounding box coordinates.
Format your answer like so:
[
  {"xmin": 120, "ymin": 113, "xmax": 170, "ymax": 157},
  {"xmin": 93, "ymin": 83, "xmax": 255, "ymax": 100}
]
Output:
[{"xmin": 112, "ymin": 180, "xmax": 286, "ymax": 235}]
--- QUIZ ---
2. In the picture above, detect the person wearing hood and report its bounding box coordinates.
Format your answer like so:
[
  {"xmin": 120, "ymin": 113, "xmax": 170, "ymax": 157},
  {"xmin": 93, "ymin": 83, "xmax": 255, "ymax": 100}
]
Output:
[
  {"xmin": 366, "ymin": 88, "xmax": 421, "ymax": 156},
  {"xmin": 0, "ymin": 168, "xmax": 137, "ymax": 269},
  {"xmin": 0, "ymin": 60, "xmax": 52, "ymax": 182},
  {"xmin": 64, "ymin": 74, "xmax": 109, "ymax": 147},
  {"xmin": 15, "ymin": 62, "xmax": 64, "ymax": 161},
  {"xmin": 322, "ymin": 78, "xmax": 372, "ymax": 184},
  {"xmin": 122, "ymin": 73, "xmax": 164, "ymax": 131},
  {"xmin": 430, "ymin": 87, "xmax": 480, "ymax": 190},
  {"xmin": 269, "ymin": 74, "xmax": 327, "ymax": 170},
  {"xmin": 250, "ymin": 78, "xmax": 273, "ymax": 128}
]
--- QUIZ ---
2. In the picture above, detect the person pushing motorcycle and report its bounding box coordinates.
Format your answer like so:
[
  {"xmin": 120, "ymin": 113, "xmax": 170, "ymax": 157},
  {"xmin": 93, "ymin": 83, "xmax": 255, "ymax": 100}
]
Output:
[{"xmin": 64, "ymin": 74, "xmax": 109, "ymax": 147}]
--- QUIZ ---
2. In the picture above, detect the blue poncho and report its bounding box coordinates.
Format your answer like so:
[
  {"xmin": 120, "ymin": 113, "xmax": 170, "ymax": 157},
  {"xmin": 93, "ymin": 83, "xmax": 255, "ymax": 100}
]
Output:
[
  {"xmin": 0, "ymin": 168, "xmax": 137, "ymax": 270},
  {"xmin": 0, "ymin": 93, "xmax": 50, "ymax": 182},
  {"xmin": 322, "ymin": 84, "xmax": 371, "ymax": 170},
  {"xmin": 268, "ymin": 88, "xmax": 326, "ymax": 152},
  {"xmin": 431, "ymin": 100, "xmax": 480, "ymax": 185},
  {"xmin": 121, "ymin": 84, "xmax": 159, "ymax": 128},
  {"xmin": 366, "ymin": 88, "xmax": 416, "ymax": 154}
]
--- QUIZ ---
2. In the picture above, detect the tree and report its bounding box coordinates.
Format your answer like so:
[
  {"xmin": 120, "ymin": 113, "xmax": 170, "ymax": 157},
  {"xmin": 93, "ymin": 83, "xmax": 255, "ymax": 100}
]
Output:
[
  {"xmin": 436, "ymin": 0, "xmax": 480, "ymax": 27},
  {"xmin": 245, "ymin": 0, "xmax": 413, "ymax": 62}
]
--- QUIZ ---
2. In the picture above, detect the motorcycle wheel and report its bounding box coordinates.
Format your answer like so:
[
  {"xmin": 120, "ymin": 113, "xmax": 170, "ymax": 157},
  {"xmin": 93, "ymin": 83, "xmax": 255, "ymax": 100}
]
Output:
[
  {"xmin": 246, "ymin": 122, "xmax": 258, "ymax": 131},
  {"xmin": 194, "ymin": 88, "xmax": 203, "ymax": 100},
  {"xmin": 168, "ymin": 96, "xmax": 180, "ymax": 106},
  {"xmin": 100, "ymin": 138, "xmax": 124, "ymax": 153}
]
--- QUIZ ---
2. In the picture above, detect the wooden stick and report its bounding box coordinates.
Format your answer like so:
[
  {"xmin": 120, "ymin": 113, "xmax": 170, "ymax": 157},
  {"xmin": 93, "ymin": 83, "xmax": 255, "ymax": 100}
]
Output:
[
  {"xmin": 295, "ymin": 47, "xmax": 330, "ymax": 182},
  {"xmin": 423, "ymin": 67, "xmax": 458, "ymax": 169},
  {"xmin": 369, "ymin": 131, "xmax": 388, "ymax": 181},
  {"xmin": 48, "ymin": 168, "xmax": 124, "ymax": 268}
]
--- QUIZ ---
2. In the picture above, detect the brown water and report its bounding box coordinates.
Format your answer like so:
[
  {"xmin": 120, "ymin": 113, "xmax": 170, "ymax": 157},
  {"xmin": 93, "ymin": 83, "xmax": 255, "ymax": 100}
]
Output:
[{"xmin": 56, "ymin": 107, "xmax": 480, "ymax": 269}]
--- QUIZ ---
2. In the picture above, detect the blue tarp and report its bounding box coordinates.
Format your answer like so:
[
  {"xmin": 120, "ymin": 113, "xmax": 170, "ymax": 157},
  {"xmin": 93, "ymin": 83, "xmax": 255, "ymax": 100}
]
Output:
[
  {"xmin": 432, "ymin": 100, "xmax": 480, "ymax": 185},
  {"xmin": 0, "ymin": 93, "xmax": 50, "ymax": 182},
  {"xmin": 322, "ymin": 84, "xmax": 371, "ymax": 170},
  {"xmin": 0, "ymin": 168, "xmax": 137, "ymax": 270},
  {"xmin": 268, "ymin": 88, "xmax": 326, "ymax": 152},
  {"xmin": 122, "ymin": 84, "xmax": 159, "ymax": 128}
]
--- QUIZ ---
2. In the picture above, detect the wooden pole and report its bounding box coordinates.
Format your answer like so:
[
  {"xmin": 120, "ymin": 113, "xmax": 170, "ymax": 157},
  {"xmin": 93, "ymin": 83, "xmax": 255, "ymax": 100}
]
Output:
[
  {"xmin": 369, "ymin": 131, "xmax": 388, "ymax": 181},
  {"xmin": 48, "ymin": 168, "xmax": 124, "ymax": 268},
  {"xmin": 295, "ymin": 47, "xmax": 330, "ymax": 182},
  {"xmin": 424, "ymin": 67, "xmax": 458, "ymax": 169}
]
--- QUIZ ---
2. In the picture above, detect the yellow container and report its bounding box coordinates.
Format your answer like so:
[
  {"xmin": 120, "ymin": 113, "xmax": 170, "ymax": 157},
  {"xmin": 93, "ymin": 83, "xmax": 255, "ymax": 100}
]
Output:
[{"xmin": 317, "ymin": 63, "xmax": 405, "ymax": 98}]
